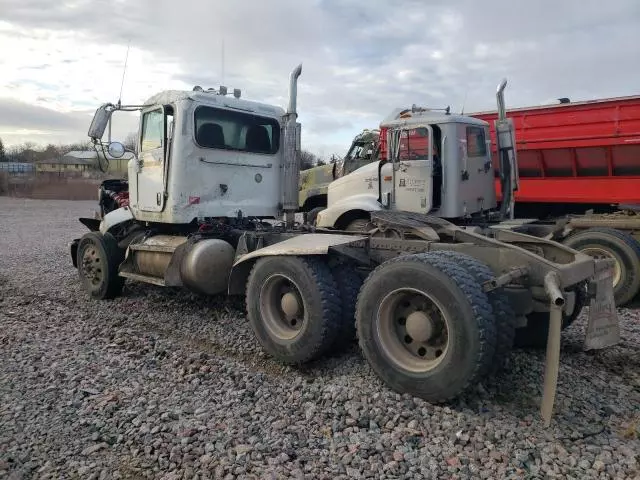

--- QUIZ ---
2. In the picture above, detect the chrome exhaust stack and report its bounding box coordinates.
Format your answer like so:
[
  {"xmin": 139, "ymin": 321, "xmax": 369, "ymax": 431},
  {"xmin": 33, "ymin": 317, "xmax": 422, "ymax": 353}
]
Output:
[
  {"xmin": 287, "ymin": 64, "xmax": 303, "ymax": 115},
  {"xmin": 494, "ymin": 78, "xmax": 519, "ymax": 220},
  {"xmin": 496, "ymin": 78, "xmax": 508, "ymax": 120},
  {"xmin": 282, "ymin": 64, "xmax": 303, "ymax": 228}
]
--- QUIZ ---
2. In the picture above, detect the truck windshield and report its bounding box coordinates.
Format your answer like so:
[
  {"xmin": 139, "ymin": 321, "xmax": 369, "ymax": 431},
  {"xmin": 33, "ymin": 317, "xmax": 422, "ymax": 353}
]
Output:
[{"xmin": 194, "ymin": 106, "xmax": 280, "ymax": 155}]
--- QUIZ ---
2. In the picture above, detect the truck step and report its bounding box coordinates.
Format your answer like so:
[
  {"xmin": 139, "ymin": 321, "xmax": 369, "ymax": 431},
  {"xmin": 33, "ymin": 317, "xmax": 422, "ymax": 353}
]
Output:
[
  {"xmin": 128, "ymin": 243, "xmax": 179, "ymax": 253},
  {"xmin": 118, "ymin": 271, "xmax": 166, "ymax": 287}
]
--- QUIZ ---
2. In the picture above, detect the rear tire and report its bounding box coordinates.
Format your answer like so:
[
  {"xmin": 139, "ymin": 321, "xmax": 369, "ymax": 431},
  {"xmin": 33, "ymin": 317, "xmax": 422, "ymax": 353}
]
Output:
[
  {"xmin": 76, "ymin": 231, "xmax": 125, "ymax": 300},
  {"xmin": 245, "ymin": 256, "xmax": 341, "ymax": 364},
  {"xmin": 329, "ymin": 262, "xmax": 363, "ymax": 351},
  {"xmin": 562, "ymin": 227, "xmax": 640, "ymax": 306},
  {"xmin": 422, "ymin": 251, "xmax": 516, "ymax": 375},
  {"xmin": 356, "ymin": 253, "xmax": 497, "ymax": 403}
]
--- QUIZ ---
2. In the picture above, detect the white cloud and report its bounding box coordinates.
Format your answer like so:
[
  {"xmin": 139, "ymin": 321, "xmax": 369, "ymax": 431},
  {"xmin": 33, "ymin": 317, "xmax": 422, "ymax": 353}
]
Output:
[{"xmin": 0, "ymin": 0, "xmax": 639, "ymax": 157}]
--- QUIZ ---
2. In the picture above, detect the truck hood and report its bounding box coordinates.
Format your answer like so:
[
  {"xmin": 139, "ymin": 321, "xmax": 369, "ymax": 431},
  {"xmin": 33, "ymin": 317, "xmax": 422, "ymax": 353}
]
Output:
[{"xmin": 299, "ymin": 163, "xmax": 335, "ymax": 190}]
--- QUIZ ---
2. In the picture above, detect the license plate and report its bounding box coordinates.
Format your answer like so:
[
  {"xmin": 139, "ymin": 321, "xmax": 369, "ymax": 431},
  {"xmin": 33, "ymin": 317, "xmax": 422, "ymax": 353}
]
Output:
[{"xmin": 584, "ymin": 267, "xmax": 620, "ymax": 350}]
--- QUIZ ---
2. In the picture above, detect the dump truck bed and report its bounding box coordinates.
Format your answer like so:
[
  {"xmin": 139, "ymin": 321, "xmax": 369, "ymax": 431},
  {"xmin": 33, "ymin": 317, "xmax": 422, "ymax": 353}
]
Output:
[{"xmin": 471, "ymin": 95, "xmax": 640, "ymax": 204}]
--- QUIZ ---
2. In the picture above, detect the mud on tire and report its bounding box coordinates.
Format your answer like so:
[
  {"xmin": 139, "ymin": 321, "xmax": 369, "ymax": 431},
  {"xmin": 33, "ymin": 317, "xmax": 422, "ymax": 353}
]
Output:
[
  {"xmin": 356, "ymin": 253, "xmax": 497, "ymax": 403},
  {"xmin": 329, "ymin": 262, "xmax": 364, "ymax": 351},
  {"xmin": 245, "ymin": 255, "xmax": 341, "ymax": 365},
  {"xmin": 421, "ymin": 251, "xmax": 516, "ymax": 375},
  {"xmin": 76, "ymin": 231, "xmax": 125, "ymax": 300}
]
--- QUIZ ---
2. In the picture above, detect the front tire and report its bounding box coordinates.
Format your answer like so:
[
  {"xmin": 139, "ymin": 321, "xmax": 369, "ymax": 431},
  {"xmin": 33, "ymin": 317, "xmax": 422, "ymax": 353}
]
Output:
[
  {"xmin": 356, "ymin": 253, "xmax": 497, "ymax": 403},
  {"xmin": 345, "ymin": 218, "xmax": 374, "ymax": 232},
  {"xmin": 76, "ymin": 231, "xmax": 125, "ymax": 300},
  {"xmin": 245, "ymin": 256, "xmax": 341, "ymax": 365},
  {"xmin": 306, "ymin": 207, "xmax": 325, "ymax": 227}
]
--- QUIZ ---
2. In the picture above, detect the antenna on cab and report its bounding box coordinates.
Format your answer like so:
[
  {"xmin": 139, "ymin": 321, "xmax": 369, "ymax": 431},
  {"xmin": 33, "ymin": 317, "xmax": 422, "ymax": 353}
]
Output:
[
  {"xmin": 460, "ymin": 87, "xmax": 468, "ymax": 115},
  {"xmin": 117, "ymin": 41, "xmax": 131, "ymax": 108}
]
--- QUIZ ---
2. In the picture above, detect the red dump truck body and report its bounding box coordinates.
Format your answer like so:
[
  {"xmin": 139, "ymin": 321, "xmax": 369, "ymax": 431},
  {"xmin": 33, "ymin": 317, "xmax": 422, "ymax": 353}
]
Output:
[{"xmin": 471, "ymin": 95, "xmax": 640, "ymax": 204}]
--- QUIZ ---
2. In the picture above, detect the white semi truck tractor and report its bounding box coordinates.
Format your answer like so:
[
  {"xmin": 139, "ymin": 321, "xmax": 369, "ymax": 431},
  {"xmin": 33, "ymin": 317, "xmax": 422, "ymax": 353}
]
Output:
[{"xmin": 70, "ymin": 65, "xmax": 619, "ymax": 426}]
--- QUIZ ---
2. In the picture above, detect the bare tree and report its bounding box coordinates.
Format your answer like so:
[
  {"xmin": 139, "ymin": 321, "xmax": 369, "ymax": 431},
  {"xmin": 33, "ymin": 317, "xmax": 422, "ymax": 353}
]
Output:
[
  {"xmin": 299, "ymin": 150, "xmax": 318, "ymax": 170},
  {"xmin": 124, "ymin": 132, "xmax": 138, "ymax": 153},
  {"xmin": 4, "ymin": 140, "xmax": 93, "ymax": 163}
]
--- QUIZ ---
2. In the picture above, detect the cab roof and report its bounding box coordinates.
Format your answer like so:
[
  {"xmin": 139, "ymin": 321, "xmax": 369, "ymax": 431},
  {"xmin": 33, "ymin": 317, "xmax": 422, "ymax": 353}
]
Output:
[
  {"xmin": 143, "ymin": 90, "xmax": 285, "ymax": 119},
  {"xmin": 380, "ymin": 108, "xmax": 488, "ymax": 128}
]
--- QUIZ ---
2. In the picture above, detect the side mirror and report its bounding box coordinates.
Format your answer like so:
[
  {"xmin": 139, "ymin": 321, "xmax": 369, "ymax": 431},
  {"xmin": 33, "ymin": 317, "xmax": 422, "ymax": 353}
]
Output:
[
  {"xmin": 88, "ymin": 104, "xmax": 113, "ymax": 141},
  {"xmin": 108, "ymin": 141, "xmax": 126, "ymax": 158}
]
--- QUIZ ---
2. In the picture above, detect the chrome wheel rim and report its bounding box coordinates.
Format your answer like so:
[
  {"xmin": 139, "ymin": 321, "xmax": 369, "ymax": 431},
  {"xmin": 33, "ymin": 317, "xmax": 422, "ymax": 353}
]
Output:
[
  {"xmin": 260, "ymin": 274, "xmax": 306, "ymax": 341},
  {"xmin": 81, "ymin": 244, "xmax": 104, "ymax": 288},
  {"xmin": 376, "ymin": 287, "xmax": 450, "ymax": 372}
]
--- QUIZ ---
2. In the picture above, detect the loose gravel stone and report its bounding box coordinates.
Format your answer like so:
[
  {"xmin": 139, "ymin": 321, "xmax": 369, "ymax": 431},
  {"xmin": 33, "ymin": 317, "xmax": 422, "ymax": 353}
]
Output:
[{"xmin": 0, "ymin": 197, "xmax": 639, "ymax": 479}]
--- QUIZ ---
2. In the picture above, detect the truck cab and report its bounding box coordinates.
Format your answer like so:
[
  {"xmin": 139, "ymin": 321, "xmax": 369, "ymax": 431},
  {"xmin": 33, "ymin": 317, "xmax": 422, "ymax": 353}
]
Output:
[
  {"xmin": 85, "ymin": 81, "xmax": 306, "ymax": 235},
  {"xmin": 127, "ymin": 91, "xmax": 287, "ymax": 224},
  {"xmin": 298, "ymin": 129, "xmax": 380, "ymax": 217},
  {"xmin": 316, "ymin": 107, "xmax": 497, "ymax": 230}
]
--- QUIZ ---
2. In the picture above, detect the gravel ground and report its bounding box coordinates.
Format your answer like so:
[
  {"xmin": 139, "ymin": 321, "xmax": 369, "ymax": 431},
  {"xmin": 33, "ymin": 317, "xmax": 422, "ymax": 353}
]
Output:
[{"xmin": 0, "ymin": 197, "xmax": 639, "ymax": 480}]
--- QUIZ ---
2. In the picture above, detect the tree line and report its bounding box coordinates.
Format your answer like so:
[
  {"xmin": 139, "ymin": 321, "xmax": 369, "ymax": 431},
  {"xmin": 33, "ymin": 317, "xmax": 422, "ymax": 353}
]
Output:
[
  {"xmin": 0, "ymin": 136, "xmax": 333, "ymax": 169},
  {"xmin": 0, "ymin": 137, "xmax": 93, "ymax": 163}
]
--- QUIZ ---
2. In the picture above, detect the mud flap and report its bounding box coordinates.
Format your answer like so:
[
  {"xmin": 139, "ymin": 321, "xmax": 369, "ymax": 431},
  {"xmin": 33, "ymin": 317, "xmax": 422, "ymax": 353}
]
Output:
[
  {"xmin": 584, "ymin": 266, "xmax": 620, "ymax": 350},
  {"xmin": 541, "ymin": 304, "xmax": 562, "ymax": 427}
]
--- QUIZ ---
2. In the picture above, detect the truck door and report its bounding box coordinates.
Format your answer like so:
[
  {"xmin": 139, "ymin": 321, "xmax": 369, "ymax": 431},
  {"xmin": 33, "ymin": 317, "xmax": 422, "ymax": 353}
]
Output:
[
  {"xmin": 137, "ymin": 106, "xmax": 173, "ymax": 212},
  {"xmin": 457, "ymin": 124, "xmax": 495, "ymax": 212},
  {"xmin": 390, "ymin": 125, "xmax": 434, "ymax": 213}
]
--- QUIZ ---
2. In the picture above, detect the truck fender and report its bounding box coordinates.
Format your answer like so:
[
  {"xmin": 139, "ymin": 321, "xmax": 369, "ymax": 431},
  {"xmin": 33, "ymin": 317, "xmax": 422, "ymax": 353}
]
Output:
[
  {"xmin": 99, "ymin": 206, "xmax": 135, "ymax": 235},
  {"xmin": 227, "ymin": 233, "xmax": 367, "ymax": 295},
  {"xmin": 316, "ymin": 194, "xmax": 383, "ymax": 229}
]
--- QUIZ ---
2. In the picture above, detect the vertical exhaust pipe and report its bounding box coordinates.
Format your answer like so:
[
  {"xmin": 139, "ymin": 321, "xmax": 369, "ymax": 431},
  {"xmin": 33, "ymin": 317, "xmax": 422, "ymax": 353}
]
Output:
[
  {"xmin": 283, "ymin": 64, "xmax": 303, "ymax": 228},
  {"xmin": 287, "ymin": 64, "xmax": 302, "ymax": 115},
  {"xmin": 494, "ymin": 78, "xmax": 518, "ymax": 220},
  {"xmin": 496, "ymin": 78, "xmax": 507, "ymax": 121}
]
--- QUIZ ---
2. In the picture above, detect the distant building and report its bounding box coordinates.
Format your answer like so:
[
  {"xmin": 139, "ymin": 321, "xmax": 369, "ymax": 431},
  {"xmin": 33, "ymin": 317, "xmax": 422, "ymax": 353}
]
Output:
[
  {"xmin": 0, "ymin": 162, "xmax": 35, "ymax": 175},
  {"xmin": 36, "ymin": 156, "xmax": 93, "ymax": 174},
  {"xmin": 36, "ymin": 150, "xmax": 133, "ymax": 175}
]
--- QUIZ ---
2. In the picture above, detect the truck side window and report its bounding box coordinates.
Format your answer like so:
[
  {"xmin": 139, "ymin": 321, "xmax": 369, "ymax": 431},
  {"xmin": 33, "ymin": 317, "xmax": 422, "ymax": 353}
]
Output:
[
  {"xmin": 141, "ymin": 109, "xmax": 164, "ymax": 152},
  {"xmin": 466, "ymin": 127, "xmax": 487, "ymax": 157}
]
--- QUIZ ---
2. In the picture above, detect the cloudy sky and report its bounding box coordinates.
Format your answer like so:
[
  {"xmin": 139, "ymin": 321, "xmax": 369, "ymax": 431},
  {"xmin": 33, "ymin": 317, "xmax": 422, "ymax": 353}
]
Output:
[{"xmin": 1, "ymin": 0, "xmax": 639, "ymax": 157}]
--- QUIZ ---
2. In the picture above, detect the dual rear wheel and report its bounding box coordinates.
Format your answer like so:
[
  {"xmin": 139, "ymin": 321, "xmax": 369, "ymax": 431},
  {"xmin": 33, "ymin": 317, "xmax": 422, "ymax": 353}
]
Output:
[
  {"xmin": 245, "ymin": 256, "xmax": 362, "ymax": 365},
  {"xmin": 354, "ymin": 253, "xmax": 499, "ymax": 402},
  {"xmin": 245, "ymin": 251, "xmax": 509, "ymax": 403}
]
